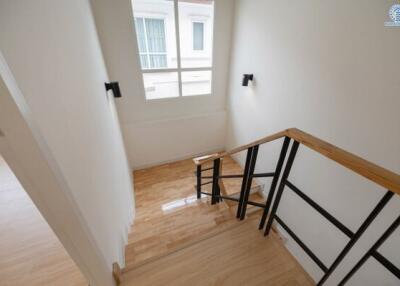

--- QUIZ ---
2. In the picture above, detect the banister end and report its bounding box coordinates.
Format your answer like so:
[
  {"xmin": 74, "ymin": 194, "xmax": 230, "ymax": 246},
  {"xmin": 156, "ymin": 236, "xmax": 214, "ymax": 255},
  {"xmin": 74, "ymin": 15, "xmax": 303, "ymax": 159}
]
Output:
[{"xmin": 193, "ymin": 153, "xmax": 221, "ymax": 165}]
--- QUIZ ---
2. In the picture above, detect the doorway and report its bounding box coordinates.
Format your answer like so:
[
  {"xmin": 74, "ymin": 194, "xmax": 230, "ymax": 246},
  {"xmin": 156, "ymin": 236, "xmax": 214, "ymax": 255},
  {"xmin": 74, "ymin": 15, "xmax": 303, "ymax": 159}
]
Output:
[{"xmin": 0, "ymin": 154, "xmax": 87, "ymax": 286}]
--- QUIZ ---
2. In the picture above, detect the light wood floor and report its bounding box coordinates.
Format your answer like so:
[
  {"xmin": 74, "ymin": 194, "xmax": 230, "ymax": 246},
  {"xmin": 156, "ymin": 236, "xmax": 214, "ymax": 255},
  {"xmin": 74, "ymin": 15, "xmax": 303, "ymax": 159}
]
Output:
[
  {"xmin": 0, "ymin": 156, "xmax": 87, "ymax": 286},
  {"xmin": 125, "ymin": 157, "xmax": 241, "ymax": 270},
  {"xmin": 123, "ymin": 157, "xmax": 314, "ymax": 285},
  {"xmin": 122, "ymin": 216, "xmax": 313, "ymax": 286}
]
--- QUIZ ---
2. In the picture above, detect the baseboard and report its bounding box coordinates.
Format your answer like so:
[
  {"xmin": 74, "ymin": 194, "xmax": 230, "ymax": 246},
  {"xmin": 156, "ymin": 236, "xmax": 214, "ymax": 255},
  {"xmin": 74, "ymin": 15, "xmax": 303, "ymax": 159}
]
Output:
[{"xmin": 132, "ymin": 148, "xmax": 224, "ymax": 171}]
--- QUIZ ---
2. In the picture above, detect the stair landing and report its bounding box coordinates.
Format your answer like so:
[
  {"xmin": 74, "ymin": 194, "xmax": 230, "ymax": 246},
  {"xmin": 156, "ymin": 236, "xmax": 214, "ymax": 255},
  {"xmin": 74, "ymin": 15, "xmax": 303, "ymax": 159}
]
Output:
[{"xmin": 126, "ymin": 158, "xmax": 241, "ymax": 269}]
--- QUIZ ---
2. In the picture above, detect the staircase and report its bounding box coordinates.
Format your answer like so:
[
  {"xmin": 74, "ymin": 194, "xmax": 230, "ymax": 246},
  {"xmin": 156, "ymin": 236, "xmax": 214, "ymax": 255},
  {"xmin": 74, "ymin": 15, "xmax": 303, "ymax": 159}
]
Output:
[
  {"xmin": 115, "ymin": 128, "xmax": 400, "ymax": 286},
  {"xmin": 121, "ymin": 215, "xmax": 313, "ymax": 286},
  {"xmin": 123, "ymin": 156, "xmax": 266, "ymax": 271}
]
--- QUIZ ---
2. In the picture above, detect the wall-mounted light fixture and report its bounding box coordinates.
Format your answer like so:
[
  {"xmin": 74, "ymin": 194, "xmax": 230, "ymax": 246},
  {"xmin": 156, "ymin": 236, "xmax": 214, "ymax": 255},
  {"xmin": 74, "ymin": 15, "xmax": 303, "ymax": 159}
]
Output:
[
  {"xmin": 105, "ymin": 81, "xmax": 122, "ymax": 98},
  {"xmin": 242, "ymin": 74, "xmax": 253, "ymax": 86}
]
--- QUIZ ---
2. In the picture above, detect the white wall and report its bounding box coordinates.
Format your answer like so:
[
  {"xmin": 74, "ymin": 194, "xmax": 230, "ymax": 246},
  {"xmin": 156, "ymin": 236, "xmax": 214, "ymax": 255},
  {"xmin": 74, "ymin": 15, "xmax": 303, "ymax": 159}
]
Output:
[
  {"xmin": 123, "ymin": 112, "xmax": 226, "ymax": 168},
  {"xmin": 227, "ymin": 1, "xmax": 400, "ymax": 285},
  {"xmin": 0, "ymin": 0, "xmax": 134, "ymax": 282},
  {"xmin": 91, "ymin": 0, "xmax": 234, "ymax": 169}
]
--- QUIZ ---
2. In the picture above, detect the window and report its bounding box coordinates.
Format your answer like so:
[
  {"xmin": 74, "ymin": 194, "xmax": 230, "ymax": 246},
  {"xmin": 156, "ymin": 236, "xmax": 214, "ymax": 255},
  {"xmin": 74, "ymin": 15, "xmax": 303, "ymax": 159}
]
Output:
[
  {"xmin": 134, "ymin": 17, "xmax": 167, "ymax": 69},
  {"xmin": 132, "ymin": 0, "xmax": 214, "ymax": 100},
  {"xmin": 193, "ymin": 22, "xmax": 204, "ymax": 51}
]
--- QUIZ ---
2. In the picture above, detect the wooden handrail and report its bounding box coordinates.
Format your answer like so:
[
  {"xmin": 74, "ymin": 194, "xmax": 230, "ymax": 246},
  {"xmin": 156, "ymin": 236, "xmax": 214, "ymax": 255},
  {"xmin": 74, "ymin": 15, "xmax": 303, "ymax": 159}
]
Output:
[
  {"xmin": 193, "ymin": 129, "xmax": 288, "ymax": 165},
  {"xmin": 193, "ymin": 128, "xmax": 400, "ymax": 195}
]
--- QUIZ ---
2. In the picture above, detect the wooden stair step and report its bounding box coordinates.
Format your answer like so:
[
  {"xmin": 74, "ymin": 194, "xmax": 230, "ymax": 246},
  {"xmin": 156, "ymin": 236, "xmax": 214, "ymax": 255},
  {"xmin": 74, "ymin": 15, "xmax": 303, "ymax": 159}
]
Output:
[
  {"xmin": 120, "ymin": 215, "xmax": 314, "ymax": 286},
  {"xmin": 122, "ymin": 212, "xmax": 245, "ymax": 274}
]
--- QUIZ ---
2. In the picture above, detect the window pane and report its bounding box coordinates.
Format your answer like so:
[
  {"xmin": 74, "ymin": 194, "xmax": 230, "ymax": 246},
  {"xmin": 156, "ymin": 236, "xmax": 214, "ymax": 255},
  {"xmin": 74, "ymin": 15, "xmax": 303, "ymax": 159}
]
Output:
[
  {"xmin": 143, "ymin": 72, "xmax": 179, "ymax": 100},
  {"xmin": 132, "ymin": 0, "xmax": 178, "ymax": 69},
  {"xmin": 140, "ymin": 54, "xmax": 149, "ymax": 69},
  {"xmin": 181, "ymin": 70, "xmax": 212, "ymax": 96},
  {"xmin": 193, "ymin": 22, "xmax": 204, "ymax": 50},
  {"xmin": 132, "ymin": 0, "xmax": 214, "ymax": 100},
  {"xmin": 134, "ymin": 18, "xmax": 146, "ymax": 53},
  {"xmin": 145, "ymin": 18, "xmax": 166, "ymax": 53},
  {"xmin": 149, "ymin": 55, "xmax": 167, "ymax": 68},
  {"xmin": 178, "ymin": 0, "xmax": 214, "ymax": 68}
]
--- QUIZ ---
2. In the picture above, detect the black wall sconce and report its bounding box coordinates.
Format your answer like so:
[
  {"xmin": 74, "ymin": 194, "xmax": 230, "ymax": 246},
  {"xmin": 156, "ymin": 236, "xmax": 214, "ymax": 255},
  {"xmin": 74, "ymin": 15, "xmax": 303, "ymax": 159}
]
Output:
[
  {"xmin": 105, "ymin": 81, "xmax": 122, "ymax": 98},
  {"xmin": 242, "ymin": 74, "xmax": 253, "ymax": 86}
]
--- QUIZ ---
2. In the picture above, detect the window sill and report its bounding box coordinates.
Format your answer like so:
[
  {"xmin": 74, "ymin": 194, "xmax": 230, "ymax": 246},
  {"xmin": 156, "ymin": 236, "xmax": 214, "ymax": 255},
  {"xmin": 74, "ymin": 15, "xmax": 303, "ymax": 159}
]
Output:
[{"xmin": 144, "ymin": 93, "xmax": 211, "ymax": 102}]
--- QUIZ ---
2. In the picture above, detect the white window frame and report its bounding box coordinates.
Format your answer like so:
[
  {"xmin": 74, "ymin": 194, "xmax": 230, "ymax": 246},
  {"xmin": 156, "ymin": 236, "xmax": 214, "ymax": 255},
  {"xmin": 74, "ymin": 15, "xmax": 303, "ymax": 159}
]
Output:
[{"xmin": 135, "ymin": 0, "xmax": 214, "ymax": 100}]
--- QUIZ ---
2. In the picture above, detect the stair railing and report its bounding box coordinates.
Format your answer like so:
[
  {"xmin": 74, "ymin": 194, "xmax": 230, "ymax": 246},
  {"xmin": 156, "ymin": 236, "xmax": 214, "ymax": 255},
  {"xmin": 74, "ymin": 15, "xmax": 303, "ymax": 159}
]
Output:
[{"xmin": 193, "ymin": 128, "xmax": 400, "ymax": 285}]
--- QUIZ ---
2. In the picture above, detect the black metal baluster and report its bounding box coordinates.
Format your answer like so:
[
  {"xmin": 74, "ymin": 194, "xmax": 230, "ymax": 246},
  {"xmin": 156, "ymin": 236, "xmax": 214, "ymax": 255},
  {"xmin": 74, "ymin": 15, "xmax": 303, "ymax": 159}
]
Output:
[
  {"xmin": 211, "ymin": 158, "xmax": 221, "ymax": 205},
  {"xmin": 240, "ymin": 145, "xmax": 259, "ymax": 220},
  {"xmin": 275, "ymin": 215, "xmax": 328, "ymax": 272},
  {"xmin": 216, "ymin": 172, "xmax": 222, "ymax": 203},
  {"xmin": 264, "ymin": 141, "xmax": 299, "ymax": 236},
  {"xmin": 339, "ymin": 215, "xmax": 400, "ymax": 285},
  {"xmin": 317, "ymin": 190, "xmax": 394, "ymax": 285},
  {"xmin": 259, "ymin": 137, "xmax": 291, "ymax": 229},
  {"xmin": 196, "ymin": 165, "xmax": 201, "ymax": 199},
  {"xmin": 237, "ymin": 147, "xmax": 254, "ymax": 218}
]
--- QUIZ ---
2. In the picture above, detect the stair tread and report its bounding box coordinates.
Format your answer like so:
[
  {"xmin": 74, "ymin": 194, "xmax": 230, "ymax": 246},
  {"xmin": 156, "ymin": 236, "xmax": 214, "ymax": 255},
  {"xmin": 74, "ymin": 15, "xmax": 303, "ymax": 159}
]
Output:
[
  {"xmin": 123, "ymin": 213, "xmax": 247, "ymax": 274},
  {"xmin": 121, "ymin": 216, "xmax": 313, "ymax": 286}
]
